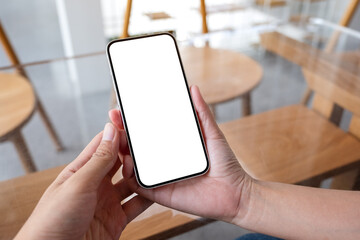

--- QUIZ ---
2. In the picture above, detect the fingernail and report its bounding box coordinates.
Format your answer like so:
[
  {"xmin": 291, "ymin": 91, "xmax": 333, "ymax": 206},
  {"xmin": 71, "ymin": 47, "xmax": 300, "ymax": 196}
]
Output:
[{"xmin": 103, "ymin": 123, "xmax": 115, "ymax": 141}]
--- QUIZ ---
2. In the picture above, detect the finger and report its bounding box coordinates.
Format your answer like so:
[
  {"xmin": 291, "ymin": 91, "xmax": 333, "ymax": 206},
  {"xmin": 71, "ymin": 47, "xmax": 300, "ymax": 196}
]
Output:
[
  {"xmin": 109, "ymin": 110, "xmax": 129, "ymax": 155},
  {"xmin": 107, "ymin": 156, "xmax": 122, "ymax": 179},
  {"xmin": 121, "ymin": 155, "xmax": 157, "ymax": 200},
  {"xmin": 119, "ymin": 129, "xmax": 130, "ymax": 156},
  {"xmin": 72, "ymin": 123, "xmax": 120, "ymax": 189},
  {"xmin": 122, "ymin": 195, "xmax": 153, "ymax": 223},
  {"xmin": 114, "ymin": 178, "xmax": 134, "ymax": 201},
  {"xmin": 122, "ymin": 155, "xmax": 135, "ymax": 179},
  {"xmin": 109, "ymin": 109, "xmax": 124, "ymax": 129},
  {"xmin": 190, "ymin": 85, "xmax": 224, "ymax": 140},
  {"xmin": 54, "ymin": 132, "xmax": 103, "ymax": 185}
]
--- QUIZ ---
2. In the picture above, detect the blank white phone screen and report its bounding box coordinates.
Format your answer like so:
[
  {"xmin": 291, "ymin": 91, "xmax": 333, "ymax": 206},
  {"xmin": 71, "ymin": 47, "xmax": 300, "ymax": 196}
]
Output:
[{"xmin": 108, "ymin": 34, "xmax": 208, "ymax": 187}]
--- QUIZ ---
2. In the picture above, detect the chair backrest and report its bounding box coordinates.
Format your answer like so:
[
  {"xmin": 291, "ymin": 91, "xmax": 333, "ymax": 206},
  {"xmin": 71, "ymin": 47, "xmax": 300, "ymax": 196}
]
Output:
[
  {"xmin": 303, "ymin": 40, "xmax": 360, "ymax": 139},
  {"xmin": 303, "ymin": 0, "xmax": 360, "ymax": 139},
  {"xmin": 303, "ymin": 66, "xmax": 360, "ymax": 140},
  {"xmin": 260, "ymin": 29, "xmax": 360, "ymax": 140}
]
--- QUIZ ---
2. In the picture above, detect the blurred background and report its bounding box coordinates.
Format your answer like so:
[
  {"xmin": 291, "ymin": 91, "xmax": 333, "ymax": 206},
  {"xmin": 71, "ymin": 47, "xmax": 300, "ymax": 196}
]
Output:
[{"xmin": 1, "ymin": 0, "xmax": 360, "ymax": 239}]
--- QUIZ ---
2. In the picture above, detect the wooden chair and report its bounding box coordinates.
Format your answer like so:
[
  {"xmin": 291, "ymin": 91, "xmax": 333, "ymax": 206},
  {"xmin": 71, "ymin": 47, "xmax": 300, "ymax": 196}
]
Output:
[
  {"xmin": 219, "ymin": 32, "xmax": 360, "ymax": 188},
  {"xmin": 300, "ymin": 0, "xmax": 360, "ymax": 104},
  {"xmin": 0, "ymin": 21, "xmax": 63, "ymax": 173},
  {"xmin": 121, "ymin": 0, "xmax": 209, "ymax": 38}
]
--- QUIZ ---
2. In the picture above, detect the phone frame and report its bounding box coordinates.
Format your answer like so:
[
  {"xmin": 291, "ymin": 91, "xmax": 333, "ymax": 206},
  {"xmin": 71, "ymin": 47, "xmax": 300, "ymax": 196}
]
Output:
[{"xmin": 106, "ymin": 32, "xmax": 209, "ymax": 188}]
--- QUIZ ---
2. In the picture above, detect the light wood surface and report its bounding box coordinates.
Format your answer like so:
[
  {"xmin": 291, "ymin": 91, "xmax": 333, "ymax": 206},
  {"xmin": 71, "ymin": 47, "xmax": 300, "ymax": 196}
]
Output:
[
  {"xmin": 322, "ymin": 0, "xmax": 360, "ymax": 187},
  {"xmin": 261, "ymin": 32, "xmax": 360, "ymax": 77},
  {"xmin": 143, "ymin": 12, "xmax": 171, "ymax": 20},
  {"xmin": 301, "ymin": 0, "xmax": 360, "ymax": 106},
  {"xmin": 304, "ymin": 71, "xmax": 344, "ymax": 126},
  {"xmin": 260, "ymin": 32, "xmax": 360, "ymax": 116},
  {"xmin": 303, "ymin": 68, "xmax": 360, "ymax": 117},
  {"xmin": 311, "ymin": 94, "xmax": 334, "ymax": 118},
  {"xmin": 0, "ymin": 166, "xmax": 211, "ymax": 240},
  {"xmin": 331, "ymin": 114, "xmax": 360, "ymax": 190},
  {"xmin": 255, "ymin": 0, "xmax": 287, "ymax": 7},
  {"xmin": 0, "ymin": 73, "xmax": 35, "ymax": 139},
  {"xmin": 260, "ymin": 29, "xmax": 360, "ymax": 188},
  {"xmin": 350, "ymin": 116, "xmax": 360, "ymax": 139},
  {"xmin": 181, "ymin": 46, "xmax": 263, "ymax": 106},
  {"xmin": 219, "ymin": 105, "xmax": 360, "ymax": 184},
  {"xmin": 197, "ymin": 4, "xmax": 245, "ymax": 14}
]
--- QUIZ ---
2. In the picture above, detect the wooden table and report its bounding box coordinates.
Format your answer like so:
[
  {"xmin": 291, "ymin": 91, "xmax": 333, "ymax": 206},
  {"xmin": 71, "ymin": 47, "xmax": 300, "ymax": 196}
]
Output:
[
  {"xmin": 0, "ymin": 166, "xmax": 213, "ymax": 240},
  {"xmin": 180, "ymin": 46, "xmax": 263, "ymax": 116}
]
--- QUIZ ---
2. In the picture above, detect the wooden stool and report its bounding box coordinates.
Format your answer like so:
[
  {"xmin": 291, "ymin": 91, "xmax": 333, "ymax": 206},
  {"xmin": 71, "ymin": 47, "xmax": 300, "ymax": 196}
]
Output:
[
  {"xmin": 0, "ymin": 72, "xmax": 37, "ymax": 173},
  {"xmin": 181, "ymin": 46, "xmax": 263, "ymax": 116},
  {"xmin": 0, "ymin": 20, "xmax": 63, "ymax": 174}
]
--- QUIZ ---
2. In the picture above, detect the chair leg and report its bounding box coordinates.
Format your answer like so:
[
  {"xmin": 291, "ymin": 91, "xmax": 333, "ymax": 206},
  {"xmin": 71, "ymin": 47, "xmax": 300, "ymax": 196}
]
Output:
[
  {"xmin": 121, "ymin": 0, "xmax": 132, "ymax": 38},
  {"xmin": 37, "ymin": 101, "xmax": 64, "ymax": 151},
  {"xmin": 241, "ymin": 93, "xmax": 251, "ymax": 116},
  {"xmin": 353, "ymin": 170, "xmax": 360, "ymax": 190},
  {"xmin": 301, "ymin": 87, "xmax": 312, "ymax": 105},
  {"xmin": 330, "ymin": 169, "xmax": 359, "ymax": 190},
  {"xmin": 10, "ymin": 131, "xmax": 37, "ymax": 173},
  {"xmin": 200, "ymin": 0, "xmax": 209, "ymax": 34},
  {"xmin": 299, "ymin": 178, "xmax": 322, "ymax": 187}
]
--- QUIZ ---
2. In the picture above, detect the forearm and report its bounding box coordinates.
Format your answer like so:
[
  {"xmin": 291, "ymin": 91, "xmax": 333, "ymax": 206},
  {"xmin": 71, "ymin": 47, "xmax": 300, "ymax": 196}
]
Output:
[{"xmin": 234, "ymin": 180, "xmax": 360, "ymax": 239}]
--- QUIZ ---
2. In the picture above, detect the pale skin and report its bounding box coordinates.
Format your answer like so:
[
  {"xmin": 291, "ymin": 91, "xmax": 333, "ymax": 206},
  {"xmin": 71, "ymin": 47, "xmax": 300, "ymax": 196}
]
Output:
[{"xmin": 15, "ymin": 85, "xmax": 360, "ymax": 240}]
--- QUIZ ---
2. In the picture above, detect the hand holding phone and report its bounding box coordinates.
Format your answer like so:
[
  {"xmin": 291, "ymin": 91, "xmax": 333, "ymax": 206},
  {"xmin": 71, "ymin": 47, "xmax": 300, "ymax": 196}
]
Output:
[
  {"xmin": 107, "ymin": 33, "xmax": 209, "ymax": 188},
  {"xmin": 108, "ymin": 85, "xmax": 249, "ymax": 222}
]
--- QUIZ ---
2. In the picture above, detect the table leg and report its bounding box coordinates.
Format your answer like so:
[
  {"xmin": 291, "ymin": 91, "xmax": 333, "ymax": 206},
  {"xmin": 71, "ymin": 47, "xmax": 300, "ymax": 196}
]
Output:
[
  {"xmin": 10, "ymin": 131, "xmax": 37, "ymax": 173},
  {"xmin": 241, "ymin": 93, "xmax": 251, "ymax": 116},
  {"xmin": 301, "ymin": 87, "xmax": 312, "ymax": 105},
  {"xmin": 300, "ymin": 177, "xmax": 322, "ymax": 188},
  {"xmin": 331, "ymin": 169, "xmax": 359, "ymax": 190}
]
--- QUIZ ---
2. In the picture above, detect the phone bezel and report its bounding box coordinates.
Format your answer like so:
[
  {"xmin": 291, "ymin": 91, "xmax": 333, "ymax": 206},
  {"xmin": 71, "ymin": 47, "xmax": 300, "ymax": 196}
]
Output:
[{"xmin": 106, "ymin": 32, "xmax": 209, "ymax": 188}]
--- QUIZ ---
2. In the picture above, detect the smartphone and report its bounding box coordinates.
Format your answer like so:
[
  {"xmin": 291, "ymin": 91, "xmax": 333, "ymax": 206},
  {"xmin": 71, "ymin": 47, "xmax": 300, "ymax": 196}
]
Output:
[{"xmin": 107, "ymin": 33, "xmax": 209, "ymax": 188}]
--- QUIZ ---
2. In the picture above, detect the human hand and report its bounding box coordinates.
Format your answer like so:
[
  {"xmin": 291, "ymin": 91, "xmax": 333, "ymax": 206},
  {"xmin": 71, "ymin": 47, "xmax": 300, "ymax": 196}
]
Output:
[
  {"xmin": 109, "ymin": 85, "xmax": 253, "ymax": 223},
  {"xmin": 15, "ymin": 123, "xmax": 152, "ymax": 240}
]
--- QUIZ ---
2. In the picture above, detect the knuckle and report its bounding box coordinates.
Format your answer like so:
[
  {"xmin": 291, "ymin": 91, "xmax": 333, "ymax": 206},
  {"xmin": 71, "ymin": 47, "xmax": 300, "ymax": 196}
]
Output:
[{"xmin": 92, "ymin": 142, "xmax": 114, "ymax": 159}]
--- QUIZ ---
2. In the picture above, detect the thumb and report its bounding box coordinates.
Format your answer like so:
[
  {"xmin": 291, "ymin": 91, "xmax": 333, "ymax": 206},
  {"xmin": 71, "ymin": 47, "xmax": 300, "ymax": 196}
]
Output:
[
  {"xmin": 191, "ymin": 85, "xmax": 225, "ymax": 140},
  {"xmin": 72, "ymin": 123, "xmax": 120, "ymax": 188}
]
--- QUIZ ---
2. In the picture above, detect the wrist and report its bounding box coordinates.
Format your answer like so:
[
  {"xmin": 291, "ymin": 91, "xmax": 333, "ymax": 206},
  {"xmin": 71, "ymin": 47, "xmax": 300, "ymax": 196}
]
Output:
[{"xmin": 230, "ymin": 176, "xmax": 264, "ymax": 228}]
